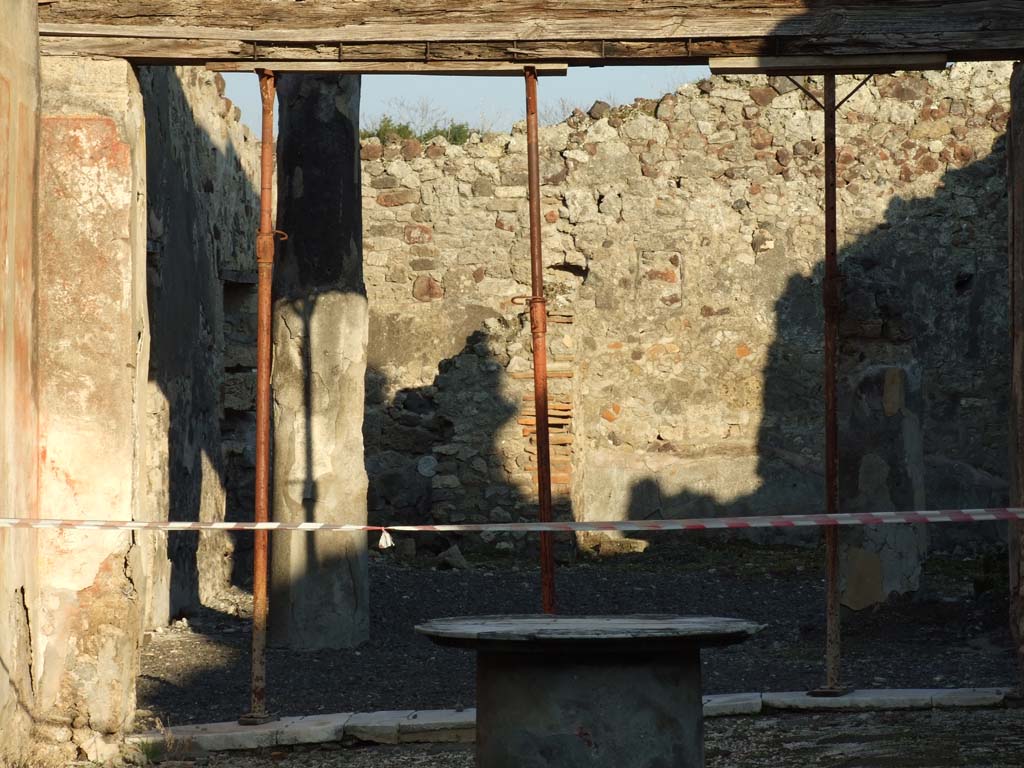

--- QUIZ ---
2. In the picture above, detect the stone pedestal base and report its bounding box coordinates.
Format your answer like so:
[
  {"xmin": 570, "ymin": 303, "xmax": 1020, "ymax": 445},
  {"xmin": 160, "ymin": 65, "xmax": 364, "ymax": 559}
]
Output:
[
  {"xmin": 418, "ymin": 615, "xmax": 760, "ymax": 768},
  {"xmin": 477, "ymin": 649, "xmax": 703, "ymax": 768}
]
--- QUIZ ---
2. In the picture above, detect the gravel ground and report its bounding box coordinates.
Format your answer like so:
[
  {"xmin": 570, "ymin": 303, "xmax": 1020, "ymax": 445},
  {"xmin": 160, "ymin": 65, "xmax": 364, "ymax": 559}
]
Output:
[
  {"xmin": 161, "ymin": 709, "xmax": 1024, "ymax": 768},
  {"xmin": 136, "ymin": 537, "xmax": 1015, "ymax": 730}
]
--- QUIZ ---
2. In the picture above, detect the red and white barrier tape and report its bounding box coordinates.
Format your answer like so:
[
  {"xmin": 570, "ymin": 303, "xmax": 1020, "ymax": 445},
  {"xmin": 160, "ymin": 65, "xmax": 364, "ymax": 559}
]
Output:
[{"xmin": 0, "ymin": 508, "xmax": 1020, "ymax": 535}]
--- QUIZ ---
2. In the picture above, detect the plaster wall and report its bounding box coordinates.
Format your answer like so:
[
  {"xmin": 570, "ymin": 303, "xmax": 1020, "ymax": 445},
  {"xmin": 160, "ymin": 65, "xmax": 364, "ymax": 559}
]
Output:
[
  {"xmin": 32, "ymin": 56, "xmax": 149, "ymax": 763},
  {"xmin": 0, "ymin": 50, "xmax": 271, "ymax": 760},
  {"xmin": 0, "ymin": 0, "xmax": 40, "ymax": 761}
]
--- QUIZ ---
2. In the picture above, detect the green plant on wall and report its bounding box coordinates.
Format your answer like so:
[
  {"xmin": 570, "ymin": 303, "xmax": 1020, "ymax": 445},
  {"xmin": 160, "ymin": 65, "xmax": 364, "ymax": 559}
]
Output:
[{"xmin": 361, "ymin": 115, "xmax": 475, "ymax": 145}]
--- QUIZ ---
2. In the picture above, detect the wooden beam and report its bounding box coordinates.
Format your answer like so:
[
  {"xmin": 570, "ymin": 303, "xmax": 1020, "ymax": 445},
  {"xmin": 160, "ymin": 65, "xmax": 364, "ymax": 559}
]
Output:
[
  {"xmin": 39, "ymin": 33, "xmax": 1024, "ymax": 66},
  {"xmin": 41, "ymin": 35, "xmax": 255, "ymax": 59},
  {"xmin": 37, "ymin": 2, "xmax": 1024, "ymax": 41},
  {"xmin": 206, "ymin": 61, "xmax": 568, "ymax": 75},
  {"xmin": 36, "ymin": 2, "xmax": 1024, "ymax": 64},
  {"xmin": 709, "ymin": 54, "xmax": 948, "ymax": 75},
  {"xmin": 39, "ymin": 35, "xmax": 704, "ymax": 64}
]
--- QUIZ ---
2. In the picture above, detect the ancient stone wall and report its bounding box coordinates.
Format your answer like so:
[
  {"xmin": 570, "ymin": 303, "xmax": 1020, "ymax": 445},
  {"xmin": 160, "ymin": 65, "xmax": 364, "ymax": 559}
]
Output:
[
  {"xmin": 138, "ymin": 66, "xmax": 262, "ymax": 622},
  {"xmin": 356, "ymin": 62, "xmax": 1012, "ymax": 590},
  {"xmin": 0, "ymin": 0, "xmax": 40, "ymax": 762}
]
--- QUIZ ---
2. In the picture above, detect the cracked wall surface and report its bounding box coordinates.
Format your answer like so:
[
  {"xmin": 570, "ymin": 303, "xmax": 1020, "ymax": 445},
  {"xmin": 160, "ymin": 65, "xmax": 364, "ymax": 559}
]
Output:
[
  {"xmin": 0, "ymin": 0, "xmax": 40, "ymax": 762},
  {"xmin": 0, "ymin": 59, "xmax": 265, "ymax": 762},
  {"xmin": 32, "ymin": 56, "xmax": 149, "ymax": 763}
]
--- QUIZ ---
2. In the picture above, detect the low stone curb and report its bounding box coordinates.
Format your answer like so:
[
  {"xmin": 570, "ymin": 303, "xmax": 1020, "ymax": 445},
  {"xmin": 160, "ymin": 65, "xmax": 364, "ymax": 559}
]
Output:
[
  {"xmin": 761, "ymin": 687, "xmax": 1007, "ymax": 712},
  {"xmin": 127, "ymin": 688, "xmax": 1009, "ymax": 755},
  {"xmin": 126, "ymin": 709, "xmax": 477, "ymax": 756}
]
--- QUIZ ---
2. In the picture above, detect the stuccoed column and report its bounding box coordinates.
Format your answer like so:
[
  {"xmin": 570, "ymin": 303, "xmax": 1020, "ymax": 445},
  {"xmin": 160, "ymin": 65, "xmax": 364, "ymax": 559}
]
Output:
[
  {"xmin": 269, "ymin": 74, "xmax": 369, "ymax": 650},
  {"xmin": 35, "ymin": 56, "xmax": 149, "ymax": 763},
  {"xmin": 0, "ymin": 0, "xmax": 40, "ymax": 762}
]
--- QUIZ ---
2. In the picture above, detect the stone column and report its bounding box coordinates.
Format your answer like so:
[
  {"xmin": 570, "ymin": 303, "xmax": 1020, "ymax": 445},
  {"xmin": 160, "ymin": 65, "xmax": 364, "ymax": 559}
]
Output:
[
  {"xmin": 839, "ymin": 364, "xmax": 929, "ymax": 610},
  {"xmin": 33, "ymin": 57, "xmax": 149, "ymax": 763},
  {"xmin": 0, "ymin": 0, "xmax": 40, "ymax": 762},
  {"xmin": 269, "ymin": 74, "xmax": 369, "ymax": 650}
]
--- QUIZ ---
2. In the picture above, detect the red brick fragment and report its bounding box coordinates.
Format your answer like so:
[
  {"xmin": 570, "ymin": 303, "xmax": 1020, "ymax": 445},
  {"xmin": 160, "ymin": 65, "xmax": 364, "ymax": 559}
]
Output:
[{"xmin": 412, "ymin": 275, "xmax": 444, "ymax": 302}]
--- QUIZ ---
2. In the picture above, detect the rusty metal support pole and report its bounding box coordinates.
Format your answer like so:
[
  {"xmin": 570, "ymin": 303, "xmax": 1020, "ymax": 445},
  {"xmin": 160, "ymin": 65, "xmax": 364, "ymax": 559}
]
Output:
[
  {"xmin": 525, "ymin": 66, "xmax": 556, "ymax": 614},
  {"xmin": 821, "ymin": 73, "xmax": 843, "ymax": 694},
  {"xmin": 241, "ymin": 68, "xmax": 277, "ymax": 725}
]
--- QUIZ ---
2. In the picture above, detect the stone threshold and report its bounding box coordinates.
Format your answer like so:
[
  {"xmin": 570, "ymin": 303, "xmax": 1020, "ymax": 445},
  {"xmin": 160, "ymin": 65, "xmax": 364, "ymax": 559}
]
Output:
[{"xmin": 128, "ymin": 688, "xmax": 1009, "ymax": 755}]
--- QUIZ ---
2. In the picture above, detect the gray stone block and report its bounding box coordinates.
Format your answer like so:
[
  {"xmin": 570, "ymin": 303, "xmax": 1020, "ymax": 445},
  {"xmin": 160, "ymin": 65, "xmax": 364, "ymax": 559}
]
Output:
[
  {"xmin": 398, "ymin": 709, "xmax": 476, "ymax": 743},
  {"xmin": 931, "ymin": 688, "xmax": 1007, "ymax": 708},
  {"xmin": 344, "ymin": 710, "xmax": 416, "ymax": 745},
  {"xmin": 703, "ymin": 692, "xmax": 763, "ymax": 717}
]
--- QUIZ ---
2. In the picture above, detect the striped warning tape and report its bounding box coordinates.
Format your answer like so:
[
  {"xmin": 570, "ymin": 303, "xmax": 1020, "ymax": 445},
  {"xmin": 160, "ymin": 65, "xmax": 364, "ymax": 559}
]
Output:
[{"xmin": 0, "ymin": 508, "xmax": 1021, "ymax": 533}]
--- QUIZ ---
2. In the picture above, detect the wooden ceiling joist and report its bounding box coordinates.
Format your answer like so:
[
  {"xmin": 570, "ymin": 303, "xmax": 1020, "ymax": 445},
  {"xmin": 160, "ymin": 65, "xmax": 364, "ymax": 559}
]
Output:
[
  {"xmin": 36, "ymin": 2, "xmax": 1024, "ymax": 66},
  {"xmin": 205, "ymin": 62, "xmax": 570, "ymax": 76},
  {"xmin": 709, "ymin": 54, "xmax": 950, "ymax": 76}
]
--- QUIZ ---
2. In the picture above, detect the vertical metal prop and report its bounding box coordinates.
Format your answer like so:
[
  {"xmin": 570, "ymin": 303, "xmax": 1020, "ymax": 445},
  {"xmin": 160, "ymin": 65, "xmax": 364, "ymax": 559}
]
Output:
[
  {"xmin": 822, "ymin": 73, "xmax": 843, "ymax": 693},
  {"xmin": 241, "ymin": 68, "xmax": 277, "ymax": 724},
  {"xmin": 525, "ymin": 67, "xmax": 556, "ymax": 614}
]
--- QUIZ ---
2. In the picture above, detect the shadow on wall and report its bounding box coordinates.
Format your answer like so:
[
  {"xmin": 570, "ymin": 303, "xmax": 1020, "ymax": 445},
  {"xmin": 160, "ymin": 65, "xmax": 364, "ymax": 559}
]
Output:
[
  {"xmin": 143, "ymin": 68, "xmax": 372, "ymax": 643},
  {"xmin": 141, "ymin": 66, "xmax": 251, "ymax": 624},
  {"xmin": 622, "ymin": 135, "xmax": 1009, "ymax": 603},
  {"xmin": 360, "ymin": 96, "xmax": 1010, "ymax": 590},
  {"xmin": 267, "ymin": 72, "xmax": 369, "ymax": 651},
  {"xmin": 365, "ymin": 328, "xmax": 538, "ymax": 557},
  {"xmin": 140, "ymin": 68, "xmax": 372, "ymax": 628}
]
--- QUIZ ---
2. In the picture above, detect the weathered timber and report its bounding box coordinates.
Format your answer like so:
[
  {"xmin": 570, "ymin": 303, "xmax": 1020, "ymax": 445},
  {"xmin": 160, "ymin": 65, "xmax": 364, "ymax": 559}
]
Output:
[
  {"xmin": 40, "ymin": 35, "xmax": 254, "ymax": 59},
  {"xmin": 207, "ymin": 62, "xmax": 569, "ymax": 75},
  {"xmin": 37, "ymin": 2, "xmax": 1024, "ymax": 64},
  {"xmin": 709, "ymin": 53, "xmax": 947, "ymax": 74},
  {"xmin": 41, "ymin": 32, "xmax": 757, "ymax": 64},
  {"xmin": 37, "ymin": 3, "xmax": 1024, "ymax": 40}
]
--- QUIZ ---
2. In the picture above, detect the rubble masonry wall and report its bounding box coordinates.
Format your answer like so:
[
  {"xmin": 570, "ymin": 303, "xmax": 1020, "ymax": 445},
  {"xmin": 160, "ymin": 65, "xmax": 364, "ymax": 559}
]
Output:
[{"xmin": 354, "ymin": 63, "xmax": 1012, "ymax": 606}]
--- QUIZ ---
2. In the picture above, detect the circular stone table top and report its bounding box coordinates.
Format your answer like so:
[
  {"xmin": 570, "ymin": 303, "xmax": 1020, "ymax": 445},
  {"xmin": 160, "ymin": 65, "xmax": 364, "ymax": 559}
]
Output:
[{"xmin": 416, "ymin": 614, "xmax": 763, "ymax": 652}]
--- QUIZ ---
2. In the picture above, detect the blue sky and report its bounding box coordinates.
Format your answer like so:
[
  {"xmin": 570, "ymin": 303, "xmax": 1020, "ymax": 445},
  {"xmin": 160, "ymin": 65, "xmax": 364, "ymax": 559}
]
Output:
[{"xmin": 223, "ymin": 66, "xmax": 708, "ymax": 137}]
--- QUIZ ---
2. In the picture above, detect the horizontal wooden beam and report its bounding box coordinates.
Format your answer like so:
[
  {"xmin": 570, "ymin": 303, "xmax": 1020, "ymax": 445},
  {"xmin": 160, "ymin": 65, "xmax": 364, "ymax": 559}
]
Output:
[
  {"xmin": 709, "ymin": 54, "xmax": 949, "ymax": 75},
  {"xmin": 39, "ymin": 34, "xmax": 704, "ymax": 64},
  {"xmin": 36, "ymin": 2, "xmax": 1024, "ymax": 65},
  {"xmin": 206, "ymin": 61, "xmax": 568, "ymax": 76}
]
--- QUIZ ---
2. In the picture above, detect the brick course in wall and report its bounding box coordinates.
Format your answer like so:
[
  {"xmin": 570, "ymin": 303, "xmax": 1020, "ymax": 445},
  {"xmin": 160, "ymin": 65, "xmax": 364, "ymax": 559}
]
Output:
[
  {"xmin": 351, "ymin": 63, "xmax": 1012, "ymax": 567},
  {"xmin": 216, "ymin": 64, "xmax": 1012, "ymax": 590}
]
